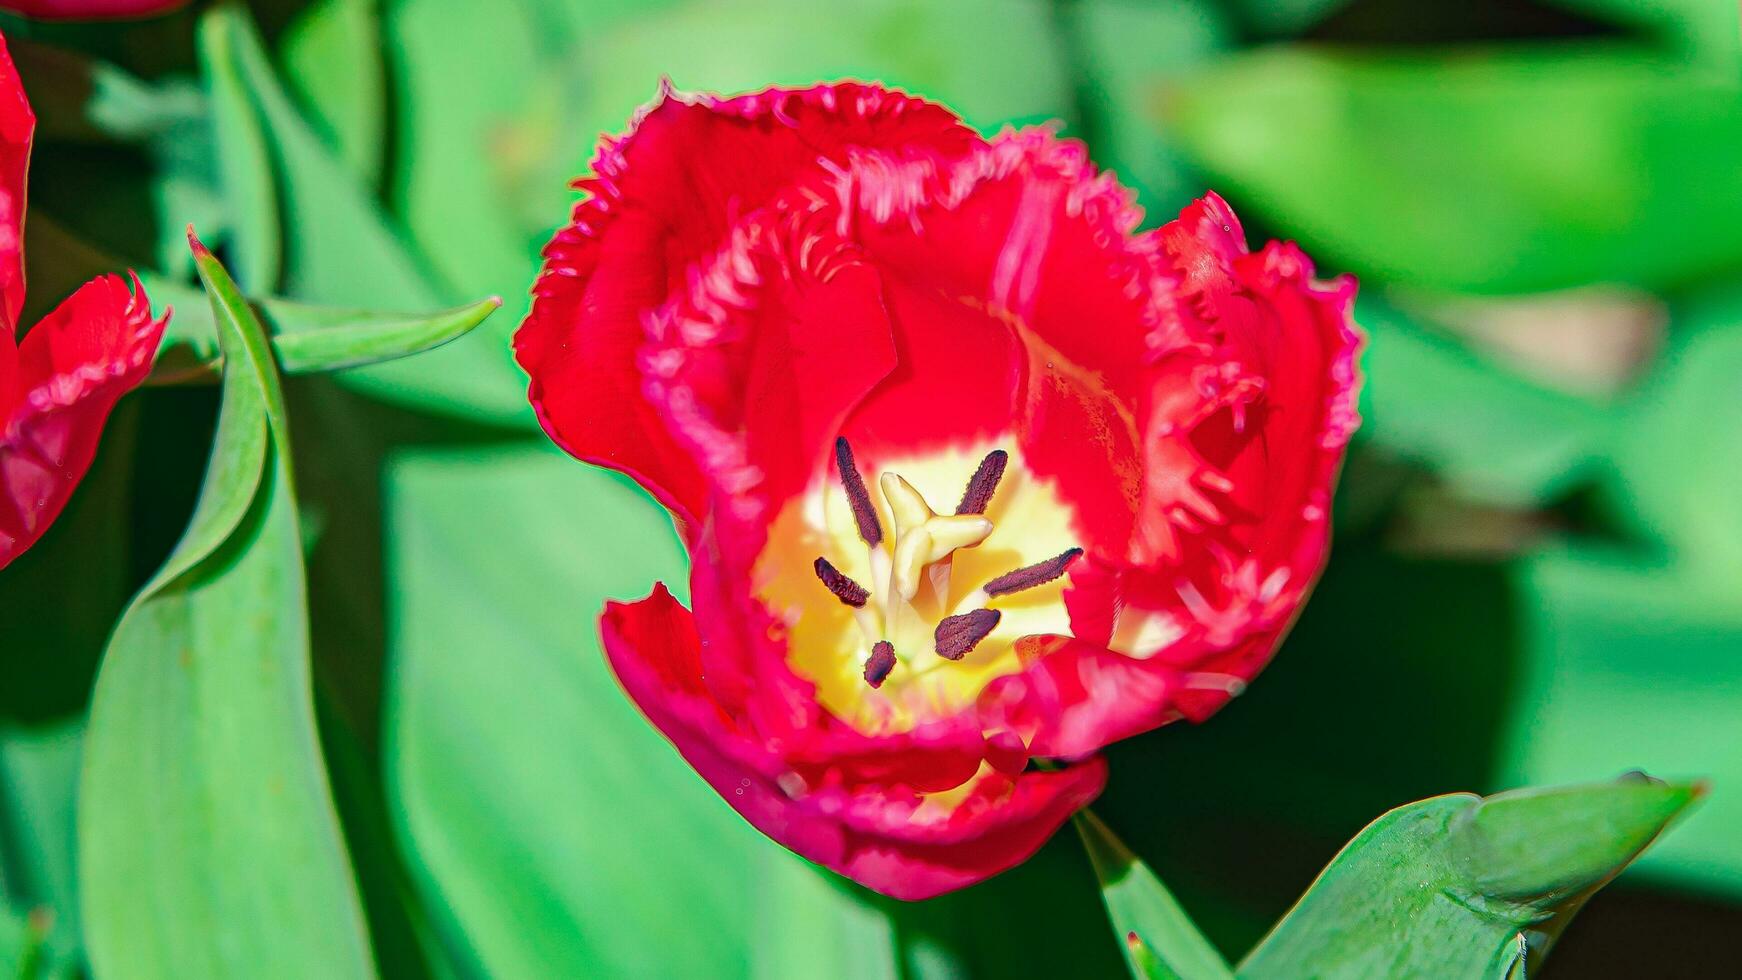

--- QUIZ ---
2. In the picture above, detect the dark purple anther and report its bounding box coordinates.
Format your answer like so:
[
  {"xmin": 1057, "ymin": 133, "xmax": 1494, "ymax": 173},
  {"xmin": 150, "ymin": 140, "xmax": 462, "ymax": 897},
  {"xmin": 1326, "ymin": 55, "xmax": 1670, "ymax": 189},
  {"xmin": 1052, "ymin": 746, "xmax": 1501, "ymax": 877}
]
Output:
[
  {"xmin": 813, "ymin": 557, "xmax": 870, "ymax": 607},
  {"xmin": 835, "ymin": 437, "xmax": 883, "ymax": 546},
  {"xmin": 934, "ymin": 608, "xmax": 1001, "ymax": 660},
  {"xmin": 956, "ymin": 449, "xmax": 1008, "ymax": 515},
  {"xmin": 983, "ymin": 548, "xmax": 1084, "ymax": 596},
  {"xmin": 864, "ymin": 641, "xmax": 897, "ymax": 688}
]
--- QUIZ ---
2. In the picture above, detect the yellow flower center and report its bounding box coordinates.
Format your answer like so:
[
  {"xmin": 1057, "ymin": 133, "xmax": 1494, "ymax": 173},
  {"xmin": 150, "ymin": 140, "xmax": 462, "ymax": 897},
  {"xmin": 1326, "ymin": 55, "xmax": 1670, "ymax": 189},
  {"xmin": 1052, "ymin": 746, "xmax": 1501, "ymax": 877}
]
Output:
[{"xmin": 752, "ymin": 438, "xmax": 1081, "ymax": 734}]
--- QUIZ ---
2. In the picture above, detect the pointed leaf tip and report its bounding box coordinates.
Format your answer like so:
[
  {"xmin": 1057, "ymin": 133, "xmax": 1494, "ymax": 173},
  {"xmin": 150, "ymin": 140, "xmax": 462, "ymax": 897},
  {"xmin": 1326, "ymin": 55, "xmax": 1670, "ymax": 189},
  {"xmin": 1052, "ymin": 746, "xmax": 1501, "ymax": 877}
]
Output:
[
  {"xmin": 1453, "ymin": 777, "xmax": 1704, "ymax": 904},
  {"xmin": 1076, "ymin": 811, "xmax": 1233, "ymax": 980}
]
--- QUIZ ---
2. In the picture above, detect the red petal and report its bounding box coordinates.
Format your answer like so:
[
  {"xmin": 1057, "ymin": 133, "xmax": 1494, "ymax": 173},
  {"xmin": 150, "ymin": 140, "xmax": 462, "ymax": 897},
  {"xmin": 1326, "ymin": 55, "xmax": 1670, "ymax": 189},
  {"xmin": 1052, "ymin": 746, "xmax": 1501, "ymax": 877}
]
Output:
[
  {"xmin": 0, "ymin": 34, "xmax": 33, "ymax": 334},
  {"xmin": 639, "ymin": 208, "xmax": 898, "ymax": 524},
  {"xmin": 0, "ymin": 0, "xmax": 187, "ymax": 18},
  {"xmin": 600, "ymin": 585, "xmax": 1104, "ymax": 901},
  {"xmin": 825, "ymin": 131, "xmax": 1162, "ymax": 551},
  {"xmin": 0, "ymin": 273, "xmax": 164, "ymax": 569},
  {"xmin": 516, "ymin": 83, "xmax": 976, "ymax": 535},
  {"xmin": 988, "ymin": 196, "xmax": 1362, "ymax": 756}
]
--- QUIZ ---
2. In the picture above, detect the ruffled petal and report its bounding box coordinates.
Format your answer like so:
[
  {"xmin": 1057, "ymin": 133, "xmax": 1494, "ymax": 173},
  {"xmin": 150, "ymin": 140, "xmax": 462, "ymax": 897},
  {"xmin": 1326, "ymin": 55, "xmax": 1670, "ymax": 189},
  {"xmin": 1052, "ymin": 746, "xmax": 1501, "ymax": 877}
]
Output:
[
  {"xmin": 0, "ymin": 34, "xmax": 33, "ymax": 334},
  {"xmin": 516, "ymin": 82, "xmax": 977, "ymax": 536},
  {"xmin": 639, "ymin": 205, "xmax": 898, "ymax": 526},
  {"xmin": 979, "ymin": 195, "xmax": 1362, "ymax": 757},
  {"xmin": 0, "ymin": 273, "xmax": 164, "ymax": 569},
  {"xmin": 601, "ymin": 585, "xmax": 1104, "ymax": 901},
  {"xmin": 822, "ymin": 131, "xmax": 1164, "ymax": 554}
]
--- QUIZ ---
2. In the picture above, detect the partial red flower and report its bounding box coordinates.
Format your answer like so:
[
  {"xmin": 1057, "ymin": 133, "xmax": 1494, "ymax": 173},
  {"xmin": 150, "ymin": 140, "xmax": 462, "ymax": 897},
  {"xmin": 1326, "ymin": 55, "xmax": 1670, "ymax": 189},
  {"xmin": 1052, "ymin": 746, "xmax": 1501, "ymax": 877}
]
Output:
[
  {"xmin": 0, "ymin": 0, "xmax": 187, "ymax": 20},
  {"xmin": 0, "ymin": 33, "xmax": 165, "ymax": 571},
  {"xmin": 517, "ymin": 81, "xmax": 1361, "ymax": 900}
]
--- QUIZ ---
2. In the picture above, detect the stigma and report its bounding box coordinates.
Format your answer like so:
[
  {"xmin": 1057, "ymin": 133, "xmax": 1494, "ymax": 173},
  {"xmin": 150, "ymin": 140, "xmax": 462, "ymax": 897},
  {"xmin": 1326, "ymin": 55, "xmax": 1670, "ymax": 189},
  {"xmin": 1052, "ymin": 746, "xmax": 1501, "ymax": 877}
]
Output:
[{"xmin": 818, "ymin": 438, "xmax": 1083, "ymax": 689}]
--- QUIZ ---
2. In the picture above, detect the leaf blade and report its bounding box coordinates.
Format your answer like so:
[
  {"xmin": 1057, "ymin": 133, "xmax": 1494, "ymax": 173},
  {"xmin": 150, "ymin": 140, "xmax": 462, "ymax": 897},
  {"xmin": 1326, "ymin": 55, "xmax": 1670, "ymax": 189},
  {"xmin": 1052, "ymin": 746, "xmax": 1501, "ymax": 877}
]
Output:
[
  {"xmin": 144, "ymin": 273, "xmax": 501, "ymax": 383},
  {"xmin": 1076, "ymin": 810, "xmax": 1234, "ymax": 980},
  {"xmin": 1237, "ymin": 778, "xmax": 1702, "ymax": 979},
  {"xmin": 77, "ymin": 241, "xmax": 375, "ymax": 979}
]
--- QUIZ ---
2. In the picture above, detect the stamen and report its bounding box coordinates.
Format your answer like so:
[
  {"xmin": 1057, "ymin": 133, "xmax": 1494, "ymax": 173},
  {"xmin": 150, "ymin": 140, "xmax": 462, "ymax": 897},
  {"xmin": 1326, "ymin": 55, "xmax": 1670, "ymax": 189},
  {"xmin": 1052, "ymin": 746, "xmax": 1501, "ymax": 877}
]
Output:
[
  {"xmin": 834, "ymin": 437, "xmax": 882, "ymax": 546},
  {"xmin": 984, "ymin": 548, "xmax": 1084, "ymax": 596},
  {"xmin": 864, "ymin": 640, "xmax": 897, "ymax": 688},
  {"xmin": 956, "ymin": 449, "xmax": 1008, "ymax": 515},
  {"xmin": 935, "ymin": 609, "xmax": 1001, "ymax": 660},
  {"xmin": 812, "ymin": 557, "xmax": 869, "ymax": 607}
]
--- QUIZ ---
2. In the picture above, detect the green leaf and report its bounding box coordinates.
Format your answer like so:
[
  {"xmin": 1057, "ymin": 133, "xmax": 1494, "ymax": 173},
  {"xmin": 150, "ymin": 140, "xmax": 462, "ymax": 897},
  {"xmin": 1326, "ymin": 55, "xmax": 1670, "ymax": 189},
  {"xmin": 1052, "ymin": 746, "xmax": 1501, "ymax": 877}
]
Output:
[
  {"xmin": 1238, "ymin": 777, "xmax": 1702, "ymax": 979},
  {"xmin": 1076, "ymin": 810, "xmax": 1233, "ymax": 980},
  {"xmin": 1217, "ymin": 0, "xmax": 1351, "ymax": 37},
  {"xmin": 0, "ymin": 722, "xmax": 82, "ymax": 959},
  {"xmin": 1357, "ymin": 293, "xmax": 1615, "ymax": 506},
  {"xmin": 77, "ymin": 241, "xmax": 375, "ymax": 978},
  {"xmin": 144, "ymin": 274, "xmax": 501, "ymax": 383},
  {"xmin": 1166, "ymin": 43, "xmax": 1742, "ymax": 294},
  {"xmin": 9, "ymin": 38, "xmax": 220, "ymax": 283},
  {"xmin": 0, "ymin": 903, "xmax": 52, "ymax": 980},
  {"xmin": 1058, "ymin": 0, "xmax": 1229, "ymax": 213},
  {"xmin": 281, "ymin": 0, "xmax": 385, "ymax": 184},
  {"xmin": 384, "ymin": 445, "xmax": 898, "ymax": 977},
  {"xmin": 198, "ymin": 4, "xmax": 280, "ymax": 293},
  {"xmin": 1544, "ymin": 0, "xmax": 1741, "ymax": 68},
  {"xmin": 1499, "ymin": 545, "xmax": 1742, "ymax": 895},
  {"xmin": 1603, "ymin": 300, "xmax": 1742, "ymax": 586},
  {"xmin": 213, "ymin": 2, "xmax": 528, "ymax": 424}
]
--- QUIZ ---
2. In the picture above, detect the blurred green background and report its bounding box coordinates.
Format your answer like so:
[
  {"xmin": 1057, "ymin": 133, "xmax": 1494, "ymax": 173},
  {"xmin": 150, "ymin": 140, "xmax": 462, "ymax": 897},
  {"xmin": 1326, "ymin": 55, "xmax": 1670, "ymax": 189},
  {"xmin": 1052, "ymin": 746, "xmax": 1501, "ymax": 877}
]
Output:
[{"xmin": 1, "ymin": 0, "xmax": 1739, "ymax": 976}]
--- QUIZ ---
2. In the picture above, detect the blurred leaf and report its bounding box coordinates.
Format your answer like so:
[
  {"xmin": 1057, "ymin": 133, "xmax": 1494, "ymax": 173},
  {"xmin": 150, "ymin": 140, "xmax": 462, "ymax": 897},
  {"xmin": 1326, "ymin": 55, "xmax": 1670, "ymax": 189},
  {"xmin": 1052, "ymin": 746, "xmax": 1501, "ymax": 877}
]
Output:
[
  {"xmin": 213, "ymin": 2, "xmax": 528, "ymax": 424},
  {"xmin": 1357, "ymin": 293, "xmax": 1615, "ymax": 506},
  {"xmin": 1215, "ymin": 0, "xmax": 1352, "ymax": 36},
  {"xmin": 281, "ymin": 0, "xmax": 385, "ymax": 184},
  {"xmin": 384, "ymin": 0, "xmax": 552, "ymax": 326},
  {"xmin": 1167, "ymin": 43, "xmax": 1742, "ymax": 294},
  {"xmin": 1076, "ymin": 810, "xmax": 1233, "ymax": 980},
  {"xmin": 197, "ymin": 4, "xmax": 279, "ymax": 293},
  {"xmin": 1060, "ymin": 0, "xmax": 1228, "ymax": 213},
  {"xmin": 385, "ymin": 446, "xmax": 898, "ymax": 977},
  {"xmin": 78, "ymin": 243, "xmax": 374, "ymax": 977},
  {"xmin": 1500, "ymin": 546, "xmax": 1742, "ymax": 896},
  {"xmin": 0, "ymin": 904, "xmax": 51, "ymax": 980},
  {"xmin": 1544, "ymin": 0, "xmax": 1741, "ymax": 68},
  {"xmin": 1239, "ymin": 778, "xmax": 1701, "ymax": 977},
  {"xmin": 1603, "ymin": 302, "xmax": 1742, "ymax": 586},
  {"xmin": 0, "ymin": 721, "xmax": 82, "ymax": 967},
  {"xmin": 9, "ymin": 38, "xmax": 218, "ymax": 282},
  {"xmin": 145, "ymin": 274, "xmax": 500, "ymax": 382},
  {"xmin": 749, "ymin": 848, "xmax": 899, "ymax": 980}
]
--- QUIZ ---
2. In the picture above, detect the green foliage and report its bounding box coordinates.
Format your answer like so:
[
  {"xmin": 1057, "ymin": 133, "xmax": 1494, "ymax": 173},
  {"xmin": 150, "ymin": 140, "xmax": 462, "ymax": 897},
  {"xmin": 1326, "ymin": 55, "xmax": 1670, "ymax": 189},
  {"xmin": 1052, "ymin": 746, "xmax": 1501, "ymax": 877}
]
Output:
[
  {"xmin": 0, "ymin": 0, "xmax": 1734, "ymax": 976},
  {"xmin": 1240, "ymin": 778, "xmax": 1701, "ymax": 978},
  {"xmin": 1077, "ymin": 810, "xmax": 1233, "ymax": 980},
  {"xmin": 1166, "ymin": 44, "xmax": 1742, "ymax": 295},
  {"xmin": 384, "ymin": 447, "xmax": 898, "ymax": 977},
  {"xmin": 1084, "ymin": 779, "xmax": 1700, "ymax": 980},
  {"xmin": 145, "ymin": 276, "xmax": 501, "ymax": 383},
  {"xmin": 77, "ymin": 244, "xmax": 374, "ymax": 978}
]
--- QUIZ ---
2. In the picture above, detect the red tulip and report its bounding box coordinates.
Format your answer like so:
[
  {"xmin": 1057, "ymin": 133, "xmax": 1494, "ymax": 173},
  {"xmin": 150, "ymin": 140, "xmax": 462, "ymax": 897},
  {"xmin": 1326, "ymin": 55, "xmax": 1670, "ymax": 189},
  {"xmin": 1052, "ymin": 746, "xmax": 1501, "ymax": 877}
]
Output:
[
  {"xmin": 0, "ymin": 0, "xmax": 186, "ymax": 20},
  {"xmin": 516, "ymin": 82, "xmax": 1361, "ymax": 899},
  {"xmin": 0, "ymin": 33, "xmax": 164, "ymax": 571}
]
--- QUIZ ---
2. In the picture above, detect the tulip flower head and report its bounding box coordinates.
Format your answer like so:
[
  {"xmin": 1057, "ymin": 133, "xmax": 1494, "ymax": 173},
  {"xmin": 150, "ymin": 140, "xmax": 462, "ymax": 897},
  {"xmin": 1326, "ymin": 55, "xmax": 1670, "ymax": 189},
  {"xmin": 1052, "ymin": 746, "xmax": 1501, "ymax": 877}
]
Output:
[{"xmin": 517, "ymin": 81, "xmax": 1361, "ymax": 899}]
